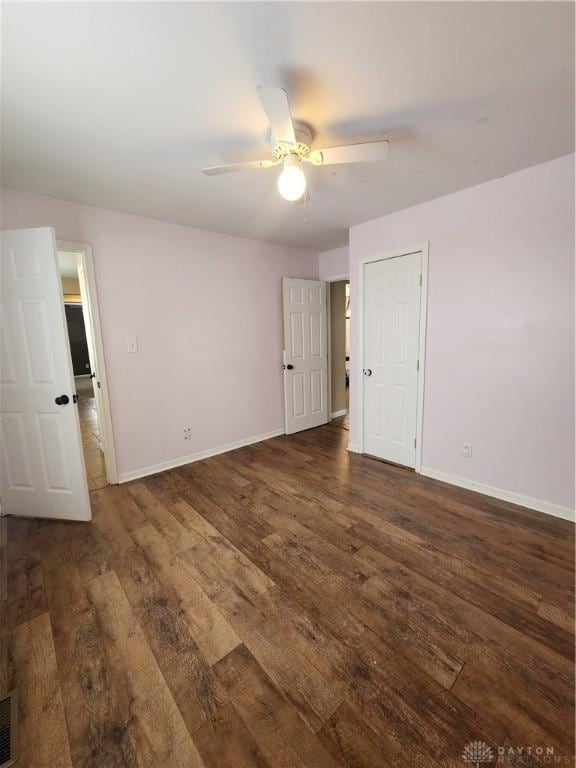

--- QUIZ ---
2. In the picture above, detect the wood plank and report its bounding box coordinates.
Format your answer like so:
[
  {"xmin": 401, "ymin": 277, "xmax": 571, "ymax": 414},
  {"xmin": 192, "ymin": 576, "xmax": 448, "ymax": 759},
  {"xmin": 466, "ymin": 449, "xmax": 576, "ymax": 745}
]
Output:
[
  {"xmin": 538, "ymin": 598, "xmax": 575, "ymax": 633},
  {"xmin": 257, "ymin": 436, "xmax": 574, "ymax": 600},
  {"xmin": 54, "ymin": 607, "xmax": 142, "ymax": 767},
  {"xmin": 132, "ymin": 524, "xmax": 242, "ymax": 665},
  {"xmin": 262, "ymin": 528, "xmax": 464, "ymax": 689},
  {"xmin": 87, "ymin": 570, "xmax": 206, "ymax": 767},
  {"xmin": 356, "ymin": 547, "xmax": 574, "ymax": 694},
  {"xmin": 113, "ymin": 543, "xmax": 228, "ymax": 733},
  {"xmin": 125, "ymin": 482, "xmax": 195, "ymax": 549},
  {"xmin": 252, "ymin": 585, "xmax": 441, "ymax": 717},
  {"xmin": 179, "ymin": 546, "xmax": 343, "ymax": 731},
  {"xmin": 3, "ymin": 518, "xmax": 47, "ymax": 630},
  {"xmin": 452, "ymin": 657, "xmax": 574, "ymax": 753},
  {"xmin": 193, "ymin": 703, "xmax": 272, "ymax": 768},
  {"xmin": 6, "ymin": 612, "xmax": 73, "ymax": 768},
  {"xmin": 319, "ymin": 701, "xmax": 409, "ymax": 768},
  {"xmin": 213, "ymin": 644, "xmax": 341, "ymax": 768},
  {"xmin": 356, "ymin": 543, "xmax": 573, "ymax": 659}
]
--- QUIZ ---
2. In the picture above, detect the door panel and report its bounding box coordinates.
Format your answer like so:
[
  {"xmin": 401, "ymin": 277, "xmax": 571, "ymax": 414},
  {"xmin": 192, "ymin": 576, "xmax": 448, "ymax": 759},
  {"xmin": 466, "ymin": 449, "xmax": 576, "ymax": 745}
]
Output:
[
  {"xmin": 310, "ymin": 370, "xmax": 322, "ymax": 413},
  {"xmin": 2, "ymin": 412, "xmax": 33, "ymax": 488},
  {"xmin": 282, "ymin": 278, "xmax": 328, "ymax": 434},
  {"xmin": 292, "ymin": 372, "xmax": 305, "ymax": 417},
  {"xmin": 290, "ymin": 311, "xmax": 304, "ymax": 359},
  {"xmin": 1, "ymin": 228, "xmax": 91, "ymax": 520},
  {"xmin": 363, "ymin": 252, "xmax": 421, "ymax": 467},
  {"xmin": 22, "ymin": 298, "xmax": 57, "ymax": 382},
  {"xmin": 37, "ymin": 413, "xmax": 70, "ymax": 490},
  {"xmin": 310, "ymin": 311, "xmax": 322, "ymax": 357}
]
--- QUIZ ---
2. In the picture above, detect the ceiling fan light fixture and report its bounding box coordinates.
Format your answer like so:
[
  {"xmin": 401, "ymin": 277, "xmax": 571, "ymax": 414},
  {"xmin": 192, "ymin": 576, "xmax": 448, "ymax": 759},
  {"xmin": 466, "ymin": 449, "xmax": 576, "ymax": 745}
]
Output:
[{"xmin": 277, "ymin": 155, "xmax": 306, "ymax": 202}]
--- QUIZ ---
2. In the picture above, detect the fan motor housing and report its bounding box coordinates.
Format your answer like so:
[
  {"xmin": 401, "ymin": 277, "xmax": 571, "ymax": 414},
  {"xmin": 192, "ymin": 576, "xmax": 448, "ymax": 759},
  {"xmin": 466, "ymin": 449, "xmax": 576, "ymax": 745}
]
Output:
[{"xmin": 272, "ymin": 121, "xmax": 314, "ymax": 162}]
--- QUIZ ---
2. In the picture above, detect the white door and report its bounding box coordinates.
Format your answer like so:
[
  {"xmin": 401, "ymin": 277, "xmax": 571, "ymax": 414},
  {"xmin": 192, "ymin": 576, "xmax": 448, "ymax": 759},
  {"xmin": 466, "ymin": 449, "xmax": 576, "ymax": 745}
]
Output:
[
  {"xmin": 282, "ymin": 278, "xmax": 328, "ymax": 434},
  {"xmin": 1, "ymin": 228, "xmax": 91, "ymax": 520},
  {"xmin": 363, "ymin": 252, "xmax": 422, "ymax": 467}
]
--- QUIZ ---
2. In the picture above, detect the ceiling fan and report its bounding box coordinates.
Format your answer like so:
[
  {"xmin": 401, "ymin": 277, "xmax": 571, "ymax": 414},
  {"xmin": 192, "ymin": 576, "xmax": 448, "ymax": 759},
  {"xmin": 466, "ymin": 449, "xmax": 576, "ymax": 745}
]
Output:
[{"xmin": 202, "ymin": 86, "xmax": 390, "ymax": 202}]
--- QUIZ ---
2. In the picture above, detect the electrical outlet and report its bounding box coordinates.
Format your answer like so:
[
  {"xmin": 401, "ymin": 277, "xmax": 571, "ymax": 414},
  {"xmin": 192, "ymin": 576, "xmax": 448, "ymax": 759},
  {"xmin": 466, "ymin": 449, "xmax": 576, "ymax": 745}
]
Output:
[
  {"xmin": 127, "ymin": 337, "xmax": 139, "ymax": 354},
  {"xmin": 183, "ymin": 427, "xmax": 192, "ymax": 440},
  {"xmin": 463, "ymin": 443, "xmax": 473, "ymax": 458}
]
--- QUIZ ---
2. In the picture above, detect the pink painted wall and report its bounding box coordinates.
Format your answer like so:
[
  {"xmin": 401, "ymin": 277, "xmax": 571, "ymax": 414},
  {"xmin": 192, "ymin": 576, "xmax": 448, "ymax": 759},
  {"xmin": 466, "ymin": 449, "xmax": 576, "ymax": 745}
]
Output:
[
  {"xmin": 350, "ymin": 155, "xmax": 575, "ymax": 510},
  {"xmin": 1, "ymin": 188, "xmax": 317, "ymax": 478},
  {"xmin": 318, "ymin": 246, "xmax": 349, "ymax": 280}
]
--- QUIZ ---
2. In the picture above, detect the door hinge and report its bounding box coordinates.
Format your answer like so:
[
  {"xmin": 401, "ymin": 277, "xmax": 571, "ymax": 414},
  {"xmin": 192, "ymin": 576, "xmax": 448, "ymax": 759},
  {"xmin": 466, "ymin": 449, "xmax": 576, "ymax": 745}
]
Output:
[
  {"xmin": 416, "ymin": 359, "xmax": 419, "ymax": 371},
  {"xmin": 419, "ymin": 273, "xmax": 423, "ymax": 286},
  {"xmin": 414, "ymin": 437, "xmax": 417, "ymax": 448}
]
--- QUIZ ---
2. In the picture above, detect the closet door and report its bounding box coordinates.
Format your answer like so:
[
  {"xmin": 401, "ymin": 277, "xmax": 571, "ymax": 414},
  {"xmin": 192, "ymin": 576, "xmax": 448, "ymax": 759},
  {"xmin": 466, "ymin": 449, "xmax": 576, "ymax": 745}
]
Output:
[{"xmin": 363, "ymin": 252, "xmax": 422, "ymax": 467}]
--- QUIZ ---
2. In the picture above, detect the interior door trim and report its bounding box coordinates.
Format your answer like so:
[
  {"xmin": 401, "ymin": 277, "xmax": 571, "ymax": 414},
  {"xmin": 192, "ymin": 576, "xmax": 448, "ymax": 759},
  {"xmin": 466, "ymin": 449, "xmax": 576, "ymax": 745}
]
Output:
[{"xmin": 357, "ymin": 242, "xmax": 429, "ymax": 473}]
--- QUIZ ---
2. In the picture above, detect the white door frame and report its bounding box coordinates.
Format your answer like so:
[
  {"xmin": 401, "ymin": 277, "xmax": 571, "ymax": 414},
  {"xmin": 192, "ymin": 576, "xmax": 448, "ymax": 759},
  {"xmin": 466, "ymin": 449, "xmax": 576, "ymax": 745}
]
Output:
[
  {"xmin": 325, "ymin": 273, "xmax": 350, "ymax": 420},
  {"xmin": 57, "ymin": 240, "xmax": 118, "ymax": 484},
  {"xmin": 357, "ymin": 243, "xmax": 428, "ymax": 473}
]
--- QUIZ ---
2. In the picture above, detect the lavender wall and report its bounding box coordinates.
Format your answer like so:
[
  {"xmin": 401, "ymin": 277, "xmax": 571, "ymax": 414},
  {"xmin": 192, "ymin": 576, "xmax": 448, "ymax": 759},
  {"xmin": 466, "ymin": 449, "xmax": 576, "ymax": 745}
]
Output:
[
  {"xmin": 3, "ymin": 156, "xmax": 573, "ymax": 512},
  {"xmin": 350, "ymin": 155, "xmax": 575, "ymax": 512},
  {"xmin": 1, "ymin": 188, "xmax": 317, "ymax": 479},
  {"xmin": 318, "ymin": 246, "xmax": 349, "ymax": 280}
]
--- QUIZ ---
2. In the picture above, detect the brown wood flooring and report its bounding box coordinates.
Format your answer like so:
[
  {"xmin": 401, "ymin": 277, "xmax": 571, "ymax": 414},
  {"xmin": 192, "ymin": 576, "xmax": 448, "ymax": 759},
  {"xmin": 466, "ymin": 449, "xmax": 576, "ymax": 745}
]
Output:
[{"xmin": 1, "ymin": 418, "xmax": 574, "ymax": 767}]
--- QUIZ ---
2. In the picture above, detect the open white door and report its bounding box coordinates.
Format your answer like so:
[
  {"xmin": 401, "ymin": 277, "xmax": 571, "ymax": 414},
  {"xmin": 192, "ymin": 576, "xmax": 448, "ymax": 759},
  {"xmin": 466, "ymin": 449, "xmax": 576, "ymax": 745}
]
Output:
[
  {"xmin": 1, "ymin": 228, "xmax": 91, "ymax": 520},
  {"xmin": 363, "ymin": 252, "xmax": 422, "ymax": 468},
  {"xmin": 282, "ymin": 278, "xmax": 328, "ymax": 434}
]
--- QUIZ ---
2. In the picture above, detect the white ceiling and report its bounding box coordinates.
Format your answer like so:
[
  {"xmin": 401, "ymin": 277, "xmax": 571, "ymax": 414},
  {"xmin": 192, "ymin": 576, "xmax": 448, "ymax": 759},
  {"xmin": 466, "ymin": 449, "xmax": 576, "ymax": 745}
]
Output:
[{"xmin": 2, "ymin": 2, "xmax": 573, "ymax": 251}]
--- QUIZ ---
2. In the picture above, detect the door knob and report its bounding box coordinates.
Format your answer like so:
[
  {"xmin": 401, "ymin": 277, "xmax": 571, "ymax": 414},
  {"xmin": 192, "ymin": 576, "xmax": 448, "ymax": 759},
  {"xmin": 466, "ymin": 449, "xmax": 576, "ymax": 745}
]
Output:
[
  {"xmin": 55, "ymin": 394, "xmax": 70, "ymax": 405},
  {"xmin": 363, "ymin": 369, "xmax": 373, "ymax": 377},
  {"xmin": 284, "ymin": 364, "xmax": 294, "ymax": 370}
]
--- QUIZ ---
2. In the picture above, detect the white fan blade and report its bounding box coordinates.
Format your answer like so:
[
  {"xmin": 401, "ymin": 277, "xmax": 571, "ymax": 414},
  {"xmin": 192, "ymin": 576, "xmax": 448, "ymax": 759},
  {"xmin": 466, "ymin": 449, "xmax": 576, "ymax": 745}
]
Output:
[
  {"xmin": 257, "ymin": 86, "xmax": 296, "ymax": 147},
  {"xmin": 308, "ymin": 140, "xmax": 390, "ymax": 166},
  {"xmin": 202, "ymin": 159, "xmax": 278, "ymax": 176}
]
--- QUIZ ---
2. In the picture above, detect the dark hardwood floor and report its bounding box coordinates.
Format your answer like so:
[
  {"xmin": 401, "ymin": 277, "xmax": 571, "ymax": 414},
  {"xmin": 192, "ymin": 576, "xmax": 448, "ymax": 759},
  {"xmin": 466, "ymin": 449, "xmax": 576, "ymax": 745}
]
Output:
[{"xmin": 2, "ymin": 417, "xmax": 574, "ymax": 767}]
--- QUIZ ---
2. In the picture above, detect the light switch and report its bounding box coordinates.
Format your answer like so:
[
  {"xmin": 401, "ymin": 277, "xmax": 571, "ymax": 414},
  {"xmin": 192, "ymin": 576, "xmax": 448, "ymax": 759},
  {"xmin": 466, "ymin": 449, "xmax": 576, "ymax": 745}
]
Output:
[{"xmin": 127, "ymin": 337, "xmax": 139, "ymax": 354}]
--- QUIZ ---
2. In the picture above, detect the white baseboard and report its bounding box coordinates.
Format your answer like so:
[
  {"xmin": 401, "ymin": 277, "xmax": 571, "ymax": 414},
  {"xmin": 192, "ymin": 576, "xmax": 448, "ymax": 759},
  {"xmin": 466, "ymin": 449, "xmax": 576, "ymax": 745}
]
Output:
[
  {"xmin": 420, "ymin": 466, "xmax": 575, "ymax": 522},
  {"xmin": 117, "ymin": 432, "xmax": 574, "ymax": 523},
  {"xmin": 118, "ymin": 428, "xmax": 285, "ymax": 484},
  {"xmin": 331, "ymin": 409, "xmax": 347, "ymax": 419}
]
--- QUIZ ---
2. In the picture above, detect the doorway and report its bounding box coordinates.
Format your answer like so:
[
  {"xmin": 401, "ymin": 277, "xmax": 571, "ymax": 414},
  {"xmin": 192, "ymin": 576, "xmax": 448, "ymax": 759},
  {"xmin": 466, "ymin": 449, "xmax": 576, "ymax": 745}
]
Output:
[
  {"xmin": 360, "ymin": 246, "xmax": 428, "ymax": 470},
  {"xmin": 329, "ymin": 279, "xmax": 350, "ymax": 430},
  {"xmin": 282, "ymin": 278, "xmax": 329, "ymax": 434},
  {"xmin": 57, "ymin": 241, "xmax": 118, "ymax": 488}
]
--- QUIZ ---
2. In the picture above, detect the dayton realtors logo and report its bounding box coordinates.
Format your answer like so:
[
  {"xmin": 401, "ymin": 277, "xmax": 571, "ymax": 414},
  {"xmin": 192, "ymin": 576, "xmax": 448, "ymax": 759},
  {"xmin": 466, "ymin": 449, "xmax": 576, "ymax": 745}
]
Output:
[
  {"xmin": 462, "ymin": 741, "xmax": 573, "ymax": 765},
  {"xmin": 462, "ymin": 742, "xmax": 495, "ymax": 766}
]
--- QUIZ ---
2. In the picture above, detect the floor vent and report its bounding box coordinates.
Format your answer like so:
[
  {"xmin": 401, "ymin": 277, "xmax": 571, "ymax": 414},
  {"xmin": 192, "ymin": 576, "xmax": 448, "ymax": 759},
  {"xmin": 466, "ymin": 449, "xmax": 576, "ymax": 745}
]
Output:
[{"xmin": 0, "ymin": 691, "xmax": 17, "ymax": 768}]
